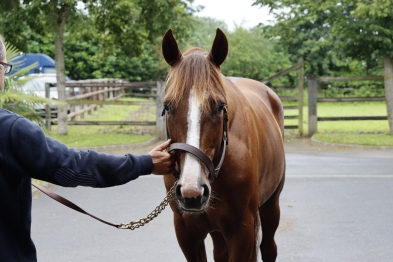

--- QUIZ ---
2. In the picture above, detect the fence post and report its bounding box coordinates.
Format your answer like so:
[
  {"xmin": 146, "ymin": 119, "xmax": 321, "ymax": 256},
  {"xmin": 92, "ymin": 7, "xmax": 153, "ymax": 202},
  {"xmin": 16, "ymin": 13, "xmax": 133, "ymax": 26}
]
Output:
[
  {"xmin": 94, "ymin": 87, "xmax": 98, "ymax": 111},
  {"xmin": 45, "ymin": 83, "xmax": 51, "ymax": 131},
  {"xmin": 384, "ymin": 56, "xmax": 393, "ymax": 135},
  {"xmin": 81, "ymin": 87, "xmax": 85, "ymax": 119},
  {"xmin": 308, "ymin": 74, "xmax": 318, "ymax": 137},
  {"xmin": 88, "ymin": 86, "xmax": 92, "ymax": 115},
  {"xmin": 297, "ymin": 57, "xmax": 304, "ymax": 135},
  {"xmin": 109, "ymin": 84, "xmax": 114, "ymax": 99},
  {"xmin": 156, "ymin": 81, "xmax": 166, "ymax": 140},
  {"xmin": 70, "ymin": 87, "xmax": 76, "ymax": 120}
]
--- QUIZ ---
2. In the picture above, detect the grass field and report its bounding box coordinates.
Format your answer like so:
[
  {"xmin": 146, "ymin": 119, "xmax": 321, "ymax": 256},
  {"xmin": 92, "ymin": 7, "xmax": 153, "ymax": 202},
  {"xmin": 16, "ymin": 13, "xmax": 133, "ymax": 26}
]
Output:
[
  {"xmin": 47, "ymin": 98, "xmax": 154, "ymax": 148},
  {"xmin": 313, "ymin": 133, "xmax": 393, "ymax": 146},
  {"xmin": 284, "ymin": 101, "xmax": 392, "ymax": 146},
  {"xmin": 46, "ymin": 99, "xmax": 393, "ymax": 148}
]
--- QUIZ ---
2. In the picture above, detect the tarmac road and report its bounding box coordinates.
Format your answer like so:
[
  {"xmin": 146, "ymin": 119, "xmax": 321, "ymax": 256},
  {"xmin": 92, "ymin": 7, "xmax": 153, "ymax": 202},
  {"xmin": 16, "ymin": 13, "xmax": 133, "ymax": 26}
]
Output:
[{"xmin": 31, "ymin": 139, "xmax": 393, "ymax": 262}]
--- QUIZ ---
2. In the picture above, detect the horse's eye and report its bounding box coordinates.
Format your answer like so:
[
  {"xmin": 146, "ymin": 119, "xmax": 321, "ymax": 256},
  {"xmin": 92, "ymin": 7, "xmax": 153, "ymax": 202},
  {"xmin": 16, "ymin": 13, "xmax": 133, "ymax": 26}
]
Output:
[
  {"xmin": 217, "ymin": 103, "xmax": 225, "ymax": 113},
  {"xmin": 162, "ymin": 104, "xmax": 170, "ymax": 116}
]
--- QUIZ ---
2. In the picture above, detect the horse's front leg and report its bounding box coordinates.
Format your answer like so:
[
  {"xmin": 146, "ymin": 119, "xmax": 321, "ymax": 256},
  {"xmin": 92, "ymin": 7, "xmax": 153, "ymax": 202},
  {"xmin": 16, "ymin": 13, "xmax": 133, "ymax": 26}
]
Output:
[
  {"xmin": 210, "ymin": 231, "xmax": 229, "ymax": 262},
  {"xmin": 173, "ymin": 214, "xmax": 208, "ymax": 262},
  {"xmin": 223, "ymin": 211, "xmax": 258, "ymax": 262}
]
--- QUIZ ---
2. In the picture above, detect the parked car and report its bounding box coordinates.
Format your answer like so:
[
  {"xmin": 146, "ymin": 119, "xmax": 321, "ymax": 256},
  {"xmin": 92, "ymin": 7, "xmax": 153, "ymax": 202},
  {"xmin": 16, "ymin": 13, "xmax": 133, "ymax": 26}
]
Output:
[
  {"xmin": 19, "ymin": 74, "xmax": 79, "ymax": 116},
  {"xmin": 20, "ymin": 74, "xmax": 78, "ymax": 99}
]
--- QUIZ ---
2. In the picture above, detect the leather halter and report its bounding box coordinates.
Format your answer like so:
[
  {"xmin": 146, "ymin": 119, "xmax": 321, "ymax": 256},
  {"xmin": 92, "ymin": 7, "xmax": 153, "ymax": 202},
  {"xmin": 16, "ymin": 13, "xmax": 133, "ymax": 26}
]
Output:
[{"xmin": 162, "ymin": 106, "xmax": 229, "ymax": 182}]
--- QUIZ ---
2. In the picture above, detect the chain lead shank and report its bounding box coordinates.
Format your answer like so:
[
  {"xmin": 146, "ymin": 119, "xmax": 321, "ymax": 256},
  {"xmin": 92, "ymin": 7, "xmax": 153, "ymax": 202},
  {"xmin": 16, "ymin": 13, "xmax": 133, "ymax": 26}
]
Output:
[{"xmin": 118, "ymin": 181, "xmax": 177, "ymax": 230}]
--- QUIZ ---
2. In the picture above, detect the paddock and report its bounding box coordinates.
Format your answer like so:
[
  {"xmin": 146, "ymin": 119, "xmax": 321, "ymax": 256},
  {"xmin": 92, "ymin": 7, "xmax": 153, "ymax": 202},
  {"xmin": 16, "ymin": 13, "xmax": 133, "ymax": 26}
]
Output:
[{"xmin": 31, "ymin": 139, "xmax": 393, "ymax": 262}]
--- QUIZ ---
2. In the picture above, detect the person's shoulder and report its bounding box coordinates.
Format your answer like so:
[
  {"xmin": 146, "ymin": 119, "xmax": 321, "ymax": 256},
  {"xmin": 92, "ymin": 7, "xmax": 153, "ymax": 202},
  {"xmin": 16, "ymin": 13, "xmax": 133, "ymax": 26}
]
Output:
[
  {"xmin": 0, "ymin": 108, "xmax": 20, "ymax": 115},
  {"xmin": 0, "ymin": 108, "xmax": 27, "ymax": 129},
  {"xmin": 0, "ymin": 108, "xmax": 14, "ymax": 114},
  {"xmin": 0, "ymin": 108, "xmax": 22, "ymax": 121}
]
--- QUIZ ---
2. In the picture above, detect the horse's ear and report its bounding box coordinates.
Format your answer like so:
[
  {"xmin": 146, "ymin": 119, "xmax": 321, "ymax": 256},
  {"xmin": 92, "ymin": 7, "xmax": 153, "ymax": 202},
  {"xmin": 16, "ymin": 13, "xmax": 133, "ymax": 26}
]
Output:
[
  {"xmin": 162, "ymin": 29, "xmax": 182, "ymax": 66},
  {"xmin": 208, "ymin": 28, "xmax": 228, "ymax": 68}
]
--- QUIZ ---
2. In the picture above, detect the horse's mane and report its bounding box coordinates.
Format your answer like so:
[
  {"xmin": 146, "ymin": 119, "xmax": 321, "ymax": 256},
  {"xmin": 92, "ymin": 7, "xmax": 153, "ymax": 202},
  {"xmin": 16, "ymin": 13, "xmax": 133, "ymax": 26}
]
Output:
[{"xmin": 163, "ymin": 48, "xmax": 226, "ymax": 114}]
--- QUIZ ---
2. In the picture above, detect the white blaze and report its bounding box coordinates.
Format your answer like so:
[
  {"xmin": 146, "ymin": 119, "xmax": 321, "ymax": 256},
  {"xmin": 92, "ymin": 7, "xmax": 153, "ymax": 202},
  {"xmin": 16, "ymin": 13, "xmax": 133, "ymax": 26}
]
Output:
[
  {"xmin": 186, "ymin": 89, "xmax": 200, "ymax": 148},
  {"xmin": 180, "ymin": 89, "xmax": 204, "ymax": 197}
]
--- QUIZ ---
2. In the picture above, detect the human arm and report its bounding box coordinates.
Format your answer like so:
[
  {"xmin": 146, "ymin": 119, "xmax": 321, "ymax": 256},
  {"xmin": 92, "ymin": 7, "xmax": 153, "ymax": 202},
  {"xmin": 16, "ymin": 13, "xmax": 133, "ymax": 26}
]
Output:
[{"xmin": 8, "ymin": 117, "xmax": 153, "ymax": 188}]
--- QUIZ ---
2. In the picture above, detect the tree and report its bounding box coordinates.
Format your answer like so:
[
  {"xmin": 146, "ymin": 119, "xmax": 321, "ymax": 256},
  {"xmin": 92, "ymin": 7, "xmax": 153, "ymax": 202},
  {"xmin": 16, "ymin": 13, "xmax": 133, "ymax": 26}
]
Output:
[
  {"xmin": 1, "ymin": 0, "xmax": 194, "ymax": 135},
  {"xmin": 221, "ymin": 26, "xmax": 292, "ymax": 84},
  {"xmin": 254, "ymin": 0, "xmax": 393, "ymax": 134},
  {"xmin": 179, "ymin": 17, "xmax": 292, "ymax": 84},
  {"xmin": 257, "ymin": 1, "xmax": 328, "ymax": 72},
  {"xmin": 180, "ymin": 16, "xmax": 228, "ymax": 51},
  {"xmin": 328, "ymin": 1, "xmax": 393, "ymax": 134},
  {"xmin": 27, "ymin": 21, "xmax": 160, "ymax": 81}
]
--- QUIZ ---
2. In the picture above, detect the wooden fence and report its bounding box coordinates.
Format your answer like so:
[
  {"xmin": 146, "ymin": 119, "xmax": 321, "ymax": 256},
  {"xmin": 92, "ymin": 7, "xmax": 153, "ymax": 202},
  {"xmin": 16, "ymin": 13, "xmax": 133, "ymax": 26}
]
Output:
[
  {"xmin": 307, "ymin": 75, "xmax": 386, "ymax": 136},
  {"xmin": 43, "ymin": 66, "xmax": 388, "ymax": 139},
  {"xmin": 45, "ymin": 78, "xmax": 162, "ymax": 135},
  {"xmin": 261, "ymin": 57, "xmax": 305, "ymax": 134}
]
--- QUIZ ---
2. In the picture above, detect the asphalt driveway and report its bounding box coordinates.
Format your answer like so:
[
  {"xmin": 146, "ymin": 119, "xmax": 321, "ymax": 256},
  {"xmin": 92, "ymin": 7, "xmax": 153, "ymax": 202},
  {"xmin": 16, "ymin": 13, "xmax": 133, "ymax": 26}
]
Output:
[{"xmin": 31, "ymin": 139, "xmax": 393, "ymax": 261}]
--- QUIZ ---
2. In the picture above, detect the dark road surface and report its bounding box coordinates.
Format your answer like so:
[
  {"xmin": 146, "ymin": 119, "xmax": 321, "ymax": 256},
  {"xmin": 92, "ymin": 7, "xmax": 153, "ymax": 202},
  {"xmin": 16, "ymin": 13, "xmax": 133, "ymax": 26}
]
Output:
[{"xmin": 31, "ymin": 139, "xmax": 393, "ymax": 261}]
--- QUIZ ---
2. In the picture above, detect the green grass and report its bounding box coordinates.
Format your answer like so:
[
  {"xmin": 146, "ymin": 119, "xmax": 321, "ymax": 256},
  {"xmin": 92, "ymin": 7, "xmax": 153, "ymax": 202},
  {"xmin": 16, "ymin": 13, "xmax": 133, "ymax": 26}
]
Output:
[
  {"xmin": 313, "ymin": 133, "xmax": 393, "ymax": 147},
  {"xmin": 283, "ymin": 101, "xmax": 392, "ymax": 146},
  {"xmin": 47, "ymin": 98, "xmax": 154, "ymax": 148},
  {"xmin": 316, "ymin": 101, "xmax": 388, "ymax": 133},
  {"xmin": 50, "ymin": 126, "xmax": 153, "ymax": 148},
  {"xmin": 46, "ymin": 98, "xmax": 392, "ymax": 148}
]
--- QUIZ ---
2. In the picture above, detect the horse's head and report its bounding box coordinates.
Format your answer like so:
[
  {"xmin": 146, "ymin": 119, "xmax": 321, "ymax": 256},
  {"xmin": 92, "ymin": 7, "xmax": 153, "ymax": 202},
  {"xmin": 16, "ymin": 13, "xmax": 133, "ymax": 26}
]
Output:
[{"xmin": 162, "ymin": 28, "xmax": 229, "ymax": 212}]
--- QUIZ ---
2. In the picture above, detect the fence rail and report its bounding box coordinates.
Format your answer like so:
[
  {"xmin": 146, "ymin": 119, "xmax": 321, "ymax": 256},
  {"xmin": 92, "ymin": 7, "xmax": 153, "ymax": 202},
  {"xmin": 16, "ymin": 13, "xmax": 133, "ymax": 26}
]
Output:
[
  {"xmin": 318, "ymin": 116, "xmax": 387, "ymax": 121},
  {"xmin": 261, "ymin": 63, "xmax": 303, "ymax": 84},
  {"xmin": 66, "ymin": 100, "xmax": 155, "ymax": 106},
  {"xmin": 318, "ymin": 76, "xmax": 384, "ymax": 82},
  {"xmin": 51, "ymin": 121, "xmax": 156, "ymax": 126},
  {"xmin": 55, "ymin": 81, "xmax": 157, "ymax": 88},
  {"xmin": 317, "ymin": 97, "xmax": 385, "ymax": 102}
]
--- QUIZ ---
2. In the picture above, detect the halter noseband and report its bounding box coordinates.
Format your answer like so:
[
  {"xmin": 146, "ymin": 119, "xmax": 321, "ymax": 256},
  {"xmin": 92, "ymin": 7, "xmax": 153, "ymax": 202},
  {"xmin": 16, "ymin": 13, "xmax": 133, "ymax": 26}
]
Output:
[{"xmin": 162, "ymin": 106, "xmax": 229, "ymax": 182}]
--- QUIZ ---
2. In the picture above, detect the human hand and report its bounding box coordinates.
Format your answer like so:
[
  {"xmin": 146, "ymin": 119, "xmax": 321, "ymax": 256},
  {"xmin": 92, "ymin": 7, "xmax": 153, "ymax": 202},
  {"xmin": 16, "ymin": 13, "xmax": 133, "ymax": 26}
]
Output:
[{"xmin": 148, "ymin": 139, "xmax": 175, "ymax": 175}]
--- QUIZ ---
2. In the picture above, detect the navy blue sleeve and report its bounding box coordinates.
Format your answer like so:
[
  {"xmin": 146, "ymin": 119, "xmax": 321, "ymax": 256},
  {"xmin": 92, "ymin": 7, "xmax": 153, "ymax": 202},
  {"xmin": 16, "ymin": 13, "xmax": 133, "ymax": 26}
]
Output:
[{"xmin": 9, "ymin": 117, "xmax": 153, "ymax": 188}]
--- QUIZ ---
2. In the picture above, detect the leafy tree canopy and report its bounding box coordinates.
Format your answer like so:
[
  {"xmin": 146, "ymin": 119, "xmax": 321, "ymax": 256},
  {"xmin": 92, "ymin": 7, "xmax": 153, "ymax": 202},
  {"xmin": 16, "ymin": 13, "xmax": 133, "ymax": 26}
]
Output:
[
  {"xmin": 0, "ymin": 0, "xmax": 198, "ymax": 82},
  {"xmin": 254, "ymin": 0, "xmax": 393, "ymax": 65},
  {"xmin": 26, "ymin": 16, "xmax": 160, "ymax": 81},
  {"xmin": 221, "ymin": 26, "xmax": 292, "ymax": 84},
  {"xmin": 0, "ymin": 0, "xmax": 195, "ymax": 57},
  {"xmin": 177, "ymin": 17, "xmax": 293, "ymax": 84}
]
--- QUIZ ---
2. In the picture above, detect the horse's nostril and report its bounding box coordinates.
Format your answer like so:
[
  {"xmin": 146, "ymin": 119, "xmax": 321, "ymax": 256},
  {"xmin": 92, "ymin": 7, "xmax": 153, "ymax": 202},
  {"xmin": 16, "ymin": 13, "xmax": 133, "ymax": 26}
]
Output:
[
  {"xmin": 202, "ymin": 184, "xmax": 210, "ymax": 203},
  {"xmin": 175, "ymin": 184, "xmax": 185, "ymax": 203}
]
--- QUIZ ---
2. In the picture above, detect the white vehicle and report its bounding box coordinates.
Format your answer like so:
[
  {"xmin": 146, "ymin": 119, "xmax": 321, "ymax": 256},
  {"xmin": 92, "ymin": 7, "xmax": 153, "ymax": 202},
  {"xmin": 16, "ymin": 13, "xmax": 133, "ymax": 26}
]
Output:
[
  {"xmin": 19, "ymin": 74, "xmax": 79, "ymax": 116},
  {"xmin": 20, "ymin": 74, "xmax": 78, "ymax": 99}
]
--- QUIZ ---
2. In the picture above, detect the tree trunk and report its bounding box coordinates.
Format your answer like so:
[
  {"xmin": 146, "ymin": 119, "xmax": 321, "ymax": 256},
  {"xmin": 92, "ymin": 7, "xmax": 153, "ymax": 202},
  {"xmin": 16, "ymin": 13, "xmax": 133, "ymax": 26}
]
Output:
[
  {"xmin": 55, "ymin": 4, "xmax": 71, "ymax": 135},
  {"xmin": 384, "ymin": 56, "xmax": 393, "ymax": 135}
]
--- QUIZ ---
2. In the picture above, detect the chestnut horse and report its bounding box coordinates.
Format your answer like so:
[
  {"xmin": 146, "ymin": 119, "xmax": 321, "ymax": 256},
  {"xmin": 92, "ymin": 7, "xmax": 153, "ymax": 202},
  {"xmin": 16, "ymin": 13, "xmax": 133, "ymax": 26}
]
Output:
[{"xmin": 162, "ymin": 28, "xmax": 286, "ymax": 262}]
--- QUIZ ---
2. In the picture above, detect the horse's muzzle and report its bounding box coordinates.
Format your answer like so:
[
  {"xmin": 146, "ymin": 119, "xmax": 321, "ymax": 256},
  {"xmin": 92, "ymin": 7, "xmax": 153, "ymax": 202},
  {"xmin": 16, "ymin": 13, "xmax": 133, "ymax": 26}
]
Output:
[{"xmin": 175, "ymin": 184, "xmax": 210, "ymax": 212}]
